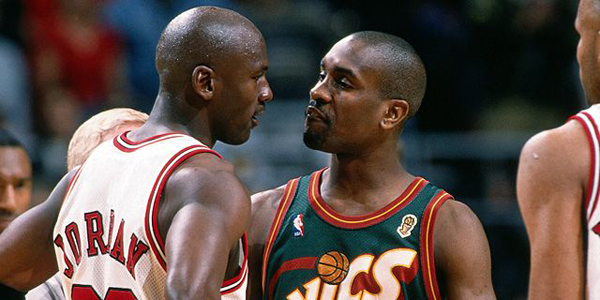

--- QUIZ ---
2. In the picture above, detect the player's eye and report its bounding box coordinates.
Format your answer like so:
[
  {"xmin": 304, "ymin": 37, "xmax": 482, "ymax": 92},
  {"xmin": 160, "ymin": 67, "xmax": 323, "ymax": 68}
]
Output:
[
  {"xmin": 334, "ymin": 77, "xmax": 351, "ymax": 90},
  {"xmin": 254, "ymin": 72, "xmax": 265, "ymax": 81},
  {"xmin": 317, "ymin": 71, "xmax": 326, "ymax": 82},
  {"xmin": 15, "ymin": 179, "xmax": 30, "ymax": 189}
]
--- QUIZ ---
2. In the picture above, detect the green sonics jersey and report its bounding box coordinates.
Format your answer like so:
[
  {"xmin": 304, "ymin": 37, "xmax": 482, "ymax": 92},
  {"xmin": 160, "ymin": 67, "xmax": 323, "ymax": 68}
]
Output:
[{"xmin": 262, "ymin": 168, "xmax": 453, "ymax": 300}]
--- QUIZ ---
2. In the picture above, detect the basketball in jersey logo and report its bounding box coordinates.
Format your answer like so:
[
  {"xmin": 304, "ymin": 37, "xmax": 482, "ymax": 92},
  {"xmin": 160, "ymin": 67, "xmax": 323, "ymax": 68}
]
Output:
[
  {"xmin": 293, "ymin": 214, "xmax": 304, "ymax": 237},
  {"xmin": 316, "ymin": 250, "xmax": 350, "ymax": 285},
  {"xmin": 397, "ymin": 214, "xmax": 417, "ymax": 238}
]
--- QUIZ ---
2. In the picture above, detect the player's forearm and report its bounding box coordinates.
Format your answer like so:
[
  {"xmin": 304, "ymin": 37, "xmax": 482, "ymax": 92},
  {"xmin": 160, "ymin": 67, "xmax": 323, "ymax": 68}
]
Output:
[
  {"xmin": 528, "ymin": 269, "xmax": 584, "ymax": 300},
  {"xmin": 527, "ymin": 242, "xmax": 584, "ymax": 300},
  {"xmin": 165, "ymin": 284, "xmax": 222, "ymax": 300},
  {"xmin": 0, "ymin": 209, "xmax": 57, "ymax": 290}
]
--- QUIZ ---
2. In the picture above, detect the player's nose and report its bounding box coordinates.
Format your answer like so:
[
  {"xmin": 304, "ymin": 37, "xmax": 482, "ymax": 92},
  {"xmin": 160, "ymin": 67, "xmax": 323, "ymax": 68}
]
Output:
[
  {"xmin": 310, "ymin": 79, "xmax": 331, "ymax": 104},
  {"xmin": 259, "ymin": 79, "xmax": 273, "ymax": 103},
  {"xmin": 0, "ymin": 184, "xmax": 18, "ymax": 212}
]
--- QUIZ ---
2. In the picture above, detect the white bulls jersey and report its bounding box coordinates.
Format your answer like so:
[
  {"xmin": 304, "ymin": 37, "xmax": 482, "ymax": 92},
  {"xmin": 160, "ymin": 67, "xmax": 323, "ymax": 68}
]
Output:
[
  {"xmin": 571, "ymin": 104, "xmax": 600, "ymax": 298},
  {"xmin": 53, "ymin": 132, "xmax": 248, "ymax": 300}
]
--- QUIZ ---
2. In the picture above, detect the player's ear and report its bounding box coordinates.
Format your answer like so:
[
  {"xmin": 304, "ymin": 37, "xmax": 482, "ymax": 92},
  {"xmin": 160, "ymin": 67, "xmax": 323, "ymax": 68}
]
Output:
[
  {"xmin": 381, "ymin": 99, "xmax": 410, "ymax": 130},
  {"xmin": 192, "ymin": 65, "xmax": 215, "ymax": 100}
]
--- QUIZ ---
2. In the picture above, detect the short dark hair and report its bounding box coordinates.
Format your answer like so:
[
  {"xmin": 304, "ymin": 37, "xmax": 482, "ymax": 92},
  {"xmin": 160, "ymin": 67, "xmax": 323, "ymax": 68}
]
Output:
[
  {"xmin": 351, "ymin": 31, "xmax": 426, "ymax": 118},
  {"xmin": 155, "ymin": 6, "xmax": 263, "ymax": 91},
  {"xmin": 0, "ymin": 128, "xmax": 25, "ymax": 148}
]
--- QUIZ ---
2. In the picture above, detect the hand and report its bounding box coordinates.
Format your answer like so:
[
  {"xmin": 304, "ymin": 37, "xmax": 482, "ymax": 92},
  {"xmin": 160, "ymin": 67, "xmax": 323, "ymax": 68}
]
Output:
[{"xmin": 576, "ymin": 0, "xmax": 600, "ymax": 33}]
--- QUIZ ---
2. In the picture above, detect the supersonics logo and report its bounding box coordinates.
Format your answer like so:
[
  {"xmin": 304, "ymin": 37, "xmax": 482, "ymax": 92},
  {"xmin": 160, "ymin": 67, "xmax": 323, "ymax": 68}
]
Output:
[{"xmin": 285, "ymin": 248, "xmax": 419, "ymax": 299}]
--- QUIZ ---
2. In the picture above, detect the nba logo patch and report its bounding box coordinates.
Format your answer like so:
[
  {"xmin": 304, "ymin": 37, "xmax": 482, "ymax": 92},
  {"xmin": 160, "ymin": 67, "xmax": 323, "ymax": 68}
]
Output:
[{"xmin": 292, "ymin": 214, "xmax": 304, "ymax": 237}]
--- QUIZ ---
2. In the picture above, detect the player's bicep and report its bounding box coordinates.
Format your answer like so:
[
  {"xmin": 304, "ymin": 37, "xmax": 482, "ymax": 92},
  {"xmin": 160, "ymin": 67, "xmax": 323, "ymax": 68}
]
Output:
[
  {"xmin": 434, "ymin": 201, "xmax": 495, "ymax": 300},
  {"xmin": 517, "ymin": 126, "xmax": 587, "ymax": 298},
  {"xmin": 517, "ymin": 129, "xmax": 585, "ymax": 238},
  {"xmin": 164, "ymin": 170, "xmax": 250, "ymax": 299},
  {"xmin": 0, "ymin": 171, "xmax": 74, "ymax": 290}
]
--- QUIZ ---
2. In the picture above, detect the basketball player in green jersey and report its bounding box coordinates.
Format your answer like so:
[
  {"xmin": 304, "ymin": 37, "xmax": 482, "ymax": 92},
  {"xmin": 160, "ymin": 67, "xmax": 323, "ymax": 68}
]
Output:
[{"xmin": 248, "ymin": 31, "xmax": 495, "ymax": 299}]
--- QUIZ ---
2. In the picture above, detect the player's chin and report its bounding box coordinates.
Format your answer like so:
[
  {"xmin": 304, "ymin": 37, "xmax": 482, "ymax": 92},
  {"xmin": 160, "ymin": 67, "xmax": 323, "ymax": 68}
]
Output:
[
  {"xmin": 303, "ymin": 131, "xmax": 326, "ymax": 151},
  {"xmin": 0, "ymin": 219, "xmax": 10, "ymax": 234},
  {"xmin": 222, "ymin": 128, "xmax": 252, "ymax": 145}
]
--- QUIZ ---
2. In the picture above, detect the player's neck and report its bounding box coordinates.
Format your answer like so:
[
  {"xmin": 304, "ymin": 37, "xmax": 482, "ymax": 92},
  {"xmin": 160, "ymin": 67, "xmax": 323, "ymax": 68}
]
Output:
[
  {"xmin": 320, "ymin": 159, "xmax": 413, "ymax": 215},
  {"xmin": 328, "ymin": 154, "xmax": 408, "ymax": 187},
  {"xmin": 324, "ymin": 145, "xmax": 412, "ymax": 204},
  {"xmin": 131, "ymin": 95, "xmax": 215, "ymax": 147}
]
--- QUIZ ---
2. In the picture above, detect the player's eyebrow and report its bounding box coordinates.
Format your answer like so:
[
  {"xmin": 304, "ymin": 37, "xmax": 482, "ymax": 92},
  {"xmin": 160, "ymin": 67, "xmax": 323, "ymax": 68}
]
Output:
[
  {"xmin": 320, "ymin": 60, "xmax": 357, "ymax": 78},
  {"xmin": 332, "ymin": 66, "xmax": 356, "ymax": 78}
]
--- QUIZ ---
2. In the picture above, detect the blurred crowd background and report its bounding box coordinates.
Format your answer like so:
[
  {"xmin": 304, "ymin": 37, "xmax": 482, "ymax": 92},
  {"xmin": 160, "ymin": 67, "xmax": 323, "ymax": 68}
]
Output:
[{"xmin": 0, "ymin": 0, "xmax": 585, "ymax": 298}]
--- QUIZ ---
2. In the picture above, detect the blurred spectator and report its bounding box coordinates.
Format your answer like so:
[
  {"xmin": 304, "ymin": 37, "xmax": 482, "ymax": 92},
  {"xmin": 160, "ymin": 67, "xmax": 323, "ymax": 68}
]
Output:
[
  {"xmin": 27, "ymin": 0, "xmax": 128, "ymax": 113},
  {"xmin": 0, "ymin": 37, "xmax": 34, "ymax": 150},
  {"xmin": 24, "ymin": 0, "xmax": 130, "ymax": 182},
  {"xmin": 0, "ymin": 128, "xmax": 32, "ymax": 234},
  {"xmin": 0, "ymin": 0, "xmax": 34, "ymax": 150}
]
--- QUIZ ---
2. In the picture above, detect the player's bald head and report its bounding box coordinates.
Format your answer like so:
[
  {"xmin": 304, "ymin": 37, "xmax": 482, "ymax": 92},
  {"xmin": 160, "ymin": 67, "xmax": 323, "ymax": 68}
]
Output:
[
  {"xmin": 349, "ymin": 31, "xmax": 426, "ymax": 118},
  {"xmin": 155, "ymin": 6, "xmax": 264, "ymax": 91}
]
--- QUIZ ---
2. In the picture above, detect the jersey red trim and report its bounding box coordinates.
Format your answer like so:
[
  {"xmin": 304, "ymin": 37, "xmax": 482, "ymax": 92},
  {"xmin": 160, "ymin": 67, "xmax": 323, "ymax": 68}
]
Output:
[
  {"xmin": 267, "ymin": 256, "xmax": 318, "ymax": 300},
  {"xmin": 308, "ymin": 169, "xmax": 428, "ymax": 229},
  {"xmin": 221, "ymin": 233, "xmax": 249, "ymax": 294},
  {"xmin": 120, "ymin": 131, "xmax": 184, "ymax": 145},
  {"xmin": 570, "ymin": 115, "xmax": 596, "ymax": 218},
  {"xmin": 583, "ymin": 112, "xmax": 600, "ymax": 219},
  {"xmin": 420, "ymin": 191, "xmax": 452, "ymax": 300},
  {"xmin": 62, "ymin": 166, "xmax": 84, "ymax": 207},
  {"xmin": 144, "ymin": 145, "xmax": 223, "ymax": 270},
  {"xmin": 261, "ymin": 178, "xmax": 300, "ymax": 292}
]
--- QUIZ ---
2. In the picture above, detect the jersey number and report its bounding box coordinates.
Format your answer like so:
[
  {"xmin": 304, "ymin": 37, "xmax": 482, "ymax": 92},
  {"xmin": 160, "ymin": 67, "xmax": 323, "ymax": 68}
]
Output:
[{"xmin": 72, "ymin": 285, "xmax": 137, "ymax": 300}]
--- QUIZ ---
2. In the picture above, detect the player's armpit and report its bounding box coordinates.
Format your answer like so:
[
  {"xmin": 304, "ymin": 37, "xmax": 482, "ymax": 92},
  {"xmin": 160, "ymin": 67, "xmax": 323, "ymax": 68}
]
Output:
[
  {"xmin": 0, "ymin": 170, "xmax": 76, "ymax": 291},
  {"xmin": 517, "ymin": 122, "xmax": 587, "ymax": 300},
  {"xmin": 247, "ymin": 185, "xmax": 286, "ymax": 300},
  {"xmin": 163, "ymin": 165, "xmax": 250, "ymax": 300},
  {"xmin": 434, "ymin": 200, "xmax": 496, "ymax": 300}
]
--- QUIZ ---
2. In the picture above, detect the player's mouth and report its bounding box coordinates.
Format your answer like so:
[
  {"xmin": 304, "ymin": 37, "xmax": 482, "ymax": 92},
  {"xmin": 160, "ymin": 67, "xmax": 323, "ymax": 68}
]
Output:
[
  {"xmin": 305, "ymin": 106, "xmax": 327, "ymax": 122},
  {"xmin": 0, "ymin": 215, "xmax": 15, "ymax": 227},
  {"xmin": 252, "ymin": 107, "xmax": 265, "ymax": 127}
]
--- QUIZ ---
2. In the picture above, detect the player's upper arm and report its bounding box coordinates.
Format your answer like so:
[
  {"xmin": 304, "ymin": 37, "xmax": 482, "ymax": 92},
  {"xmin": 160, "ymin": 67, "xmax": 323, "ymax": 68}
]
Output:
[
  {"xmin": 163, "ymin": 156, "xmax": 251, "ymax": 300},
  {"xmin": 517, "ymin": 121, "xmax": 587, "ymax": 299},
  {"xmin": 434, "ymin": 200, "xmax": 495, "ymax": 300},
  {"xmin": 247, "ymin": 185, "xmax": 286, "ymax": 300},
  {"xmin": 0, "ymin": 170, "xmax": 76, "ymax": 291}
]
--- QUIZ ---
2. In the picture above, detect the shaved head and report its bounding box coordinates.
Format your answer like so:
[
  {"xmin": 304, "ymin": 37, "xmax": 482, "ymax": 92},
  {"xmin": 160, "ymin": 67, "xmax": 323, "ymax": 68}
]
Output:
[
  {"xmin": 155, "ymin": 6, "xmax": 264, "ymax": 92},
  {"xmin": 349, "ymin": 31, "xmax": 426, "ymax": 118}
]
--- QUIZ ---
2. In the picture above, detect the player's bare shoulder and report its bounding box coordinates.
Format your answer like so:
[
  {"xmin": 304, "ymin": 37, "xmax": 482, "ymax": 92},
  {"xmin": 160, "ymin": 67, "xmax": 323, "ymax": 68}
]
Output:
[
  {"xmin": 252, "ymin": 185, "xmax": 287, "ymax": 217},
  {"xmin": 519, "ymin": 119, "xmax": 589, "ymax": 189},
  {"xmin": 434, "ymin": 200, "xmax": 485, "ymax": 244},
  {"xmin": 250, "ymin": 184, "xmax": 287, "ymax": 240},
  {"xmin": 163, "ymin": 152, "xmax": 250, "ymax": 220},
  {"xmin": 433, "ymin": 199, "xmax": 495, "ymax": 298}
]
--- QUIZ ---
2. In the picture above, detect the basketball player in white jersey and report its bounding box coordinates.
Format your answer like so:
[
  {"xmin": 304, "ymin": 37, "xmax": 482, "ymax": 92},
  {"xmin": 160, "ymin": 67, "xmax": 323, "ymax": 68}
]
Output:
[
  {"xmin": 0, "ymin": 6, "xmax": 272, "ymax": 300},
  {"xmin": 517, "ymin": 0, "xmax": 600, "ymax": 298}
]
